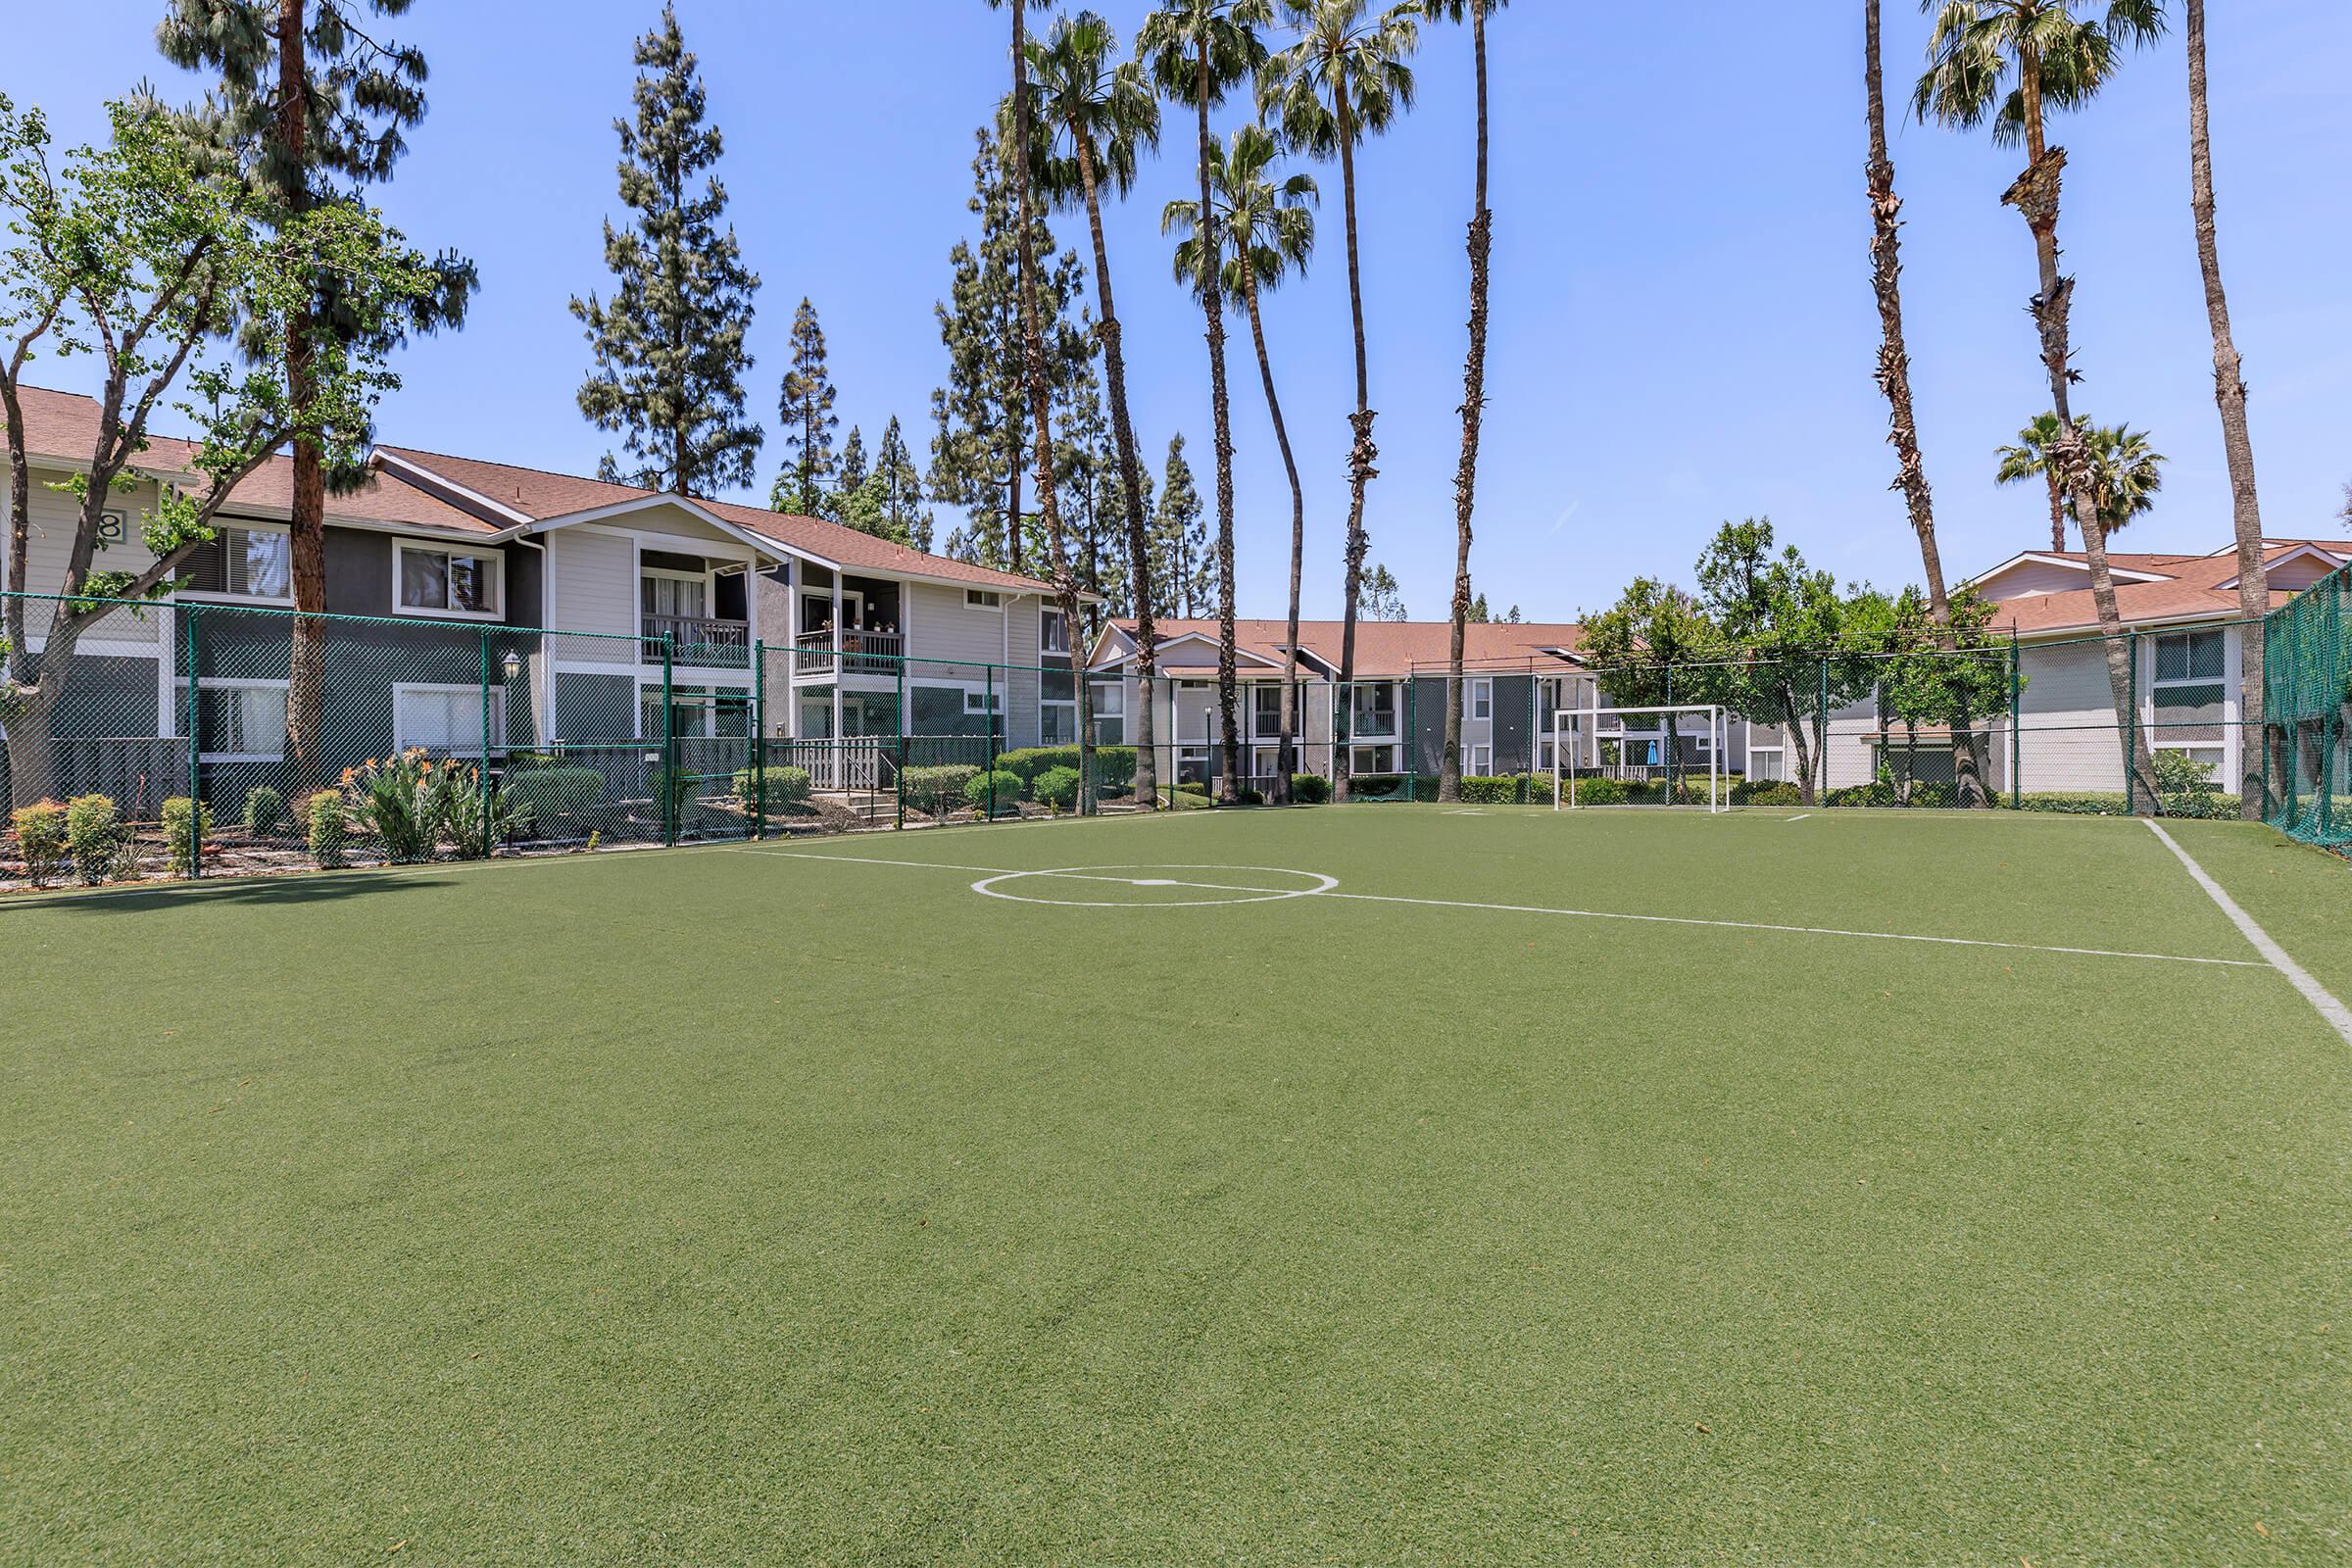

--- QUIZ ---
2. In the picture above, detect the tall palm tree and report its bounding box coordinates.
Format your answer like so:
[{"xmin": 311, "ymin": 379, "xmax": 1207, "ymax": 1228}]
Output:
[
  {"xmin": 1141, "ymin": 0, "xmax": 1270, "ymax": 804},
  {"xmin": 1424, "ymin": 0, "xmax": 1506, "ymax": 804},
  {"xmin": 2186, "ymin": 0, "xmax": 2269, "ymax": 819},
  {"xmin": 987, "ymin": 0, "xmax": 1089, "ymax": 807},
  {"xmin": 2084, "ymin": 422, "xmax": 2164, "ymax": 535},
  {"xmin": 1018, "ymin": 10, "xmax": 1164, "ymax": 809},
  {"xmin": 1166, "ymin": 123, "xmax": 1317, "ymax": 802},
  {"xmin": 1915, "ymin": 0, "xmax": 2165, "ymax": 805},
  {"xmin": 1994, "ymin": 412, "xmax": 2077, "ymax": 551},
  {"xmin": 2003, "ymin": 411, "xmax": 2079, "ymax": 552},
  {"xmin": 1262, "ymin": 0, "xmax": 1419, "ymax": 803},
  {"xmin": 1866, "ymin": 0, "xmax": 1983, "ymax": 806}
]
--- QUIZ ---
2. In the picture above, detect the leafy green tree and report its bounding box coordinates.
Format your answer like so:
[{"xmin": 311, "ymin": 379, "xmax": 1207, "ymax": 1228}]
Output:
[
  {"xmin": 571, "ymin": 3, "xmax": 761, "ymax": 497},
  {"xmin": 1361, "ymin": 563, "xmax": 1406, "ymax": 622},
  {"xmin": 157, "ymin": 0, "xmax": 474, "ymax": 791},
  {"xmin": 1578, "ymin": 577, "xmax": 1720, "ymax": 795},
  {"xmin": 0, "ymin": 96, "xmax": 436, "ymax": 807},
  {"xmin": 1019, "ymin": 8, "xmax": 1163, "ymax": 803},
  {"xmin": 1152, "ymin": 434, "xmax": 1209, "ymax": 618},
  {"xmin": 1261, "ymin": 0, "xmax": 1418, "ymax": 800},
  {"xmin": 1873, "ymin": 586, "xmax": 2013, "ymax": 802},
  {"xmin": 1143, "ymin": 0, "xmax": 1272, "ymax": 802},
  {"xmin": 1915, "ymin": 0, "xmax": 2164, "ymax": 802},
  {"xmin": 1424, "ymin": 0, "xmax": 1508, "ymax": 803},
  {"xmin": 1167, "ymin": 121, "xmax": 1315, "ymax": 800},
  {"xmin": 772, "ymin": 297, "xmax": 838, "ymax": 514}
]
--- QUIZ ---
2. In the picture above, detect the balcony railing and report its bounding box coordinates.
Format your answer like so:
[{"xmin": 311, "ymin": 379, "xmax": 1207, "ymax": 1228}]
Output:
[
  {"xmin": 795, "ymin": 627, "xmax": 904, "ymax": 677},
  {"xmin": 645, "ymin": 614, "xmax": 750, "ymax": 668}
]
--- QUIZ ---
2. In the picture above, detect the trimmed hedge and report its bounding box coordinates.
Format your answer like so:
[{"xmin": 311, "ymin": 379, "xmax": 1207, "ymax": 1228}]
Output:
[
  {"xmin": 992, "ymin": 745, "xmax": 1139, "ymax": 793},
  {"xmin": 1733, "ymin": 780, "xmax": 1803, "ymax": 808},
  {"xmin": 1289, "ymin": 772, "xmax": 1332, "ymax": 804},
  {"xmin": 964, "ymin": 769, "xmax": 1025, "ymax": 817},
  {"xmin": 728, "ymin": 764, "xmax": 812, "ymax": 811},
  {"xmin": 903, "ymin": 764, "xmax": 977, "ymax": 817},
  {"xmin": 504, "ymin": 765, "xmax": 606, "ymax": 829},
  {"xmin": 1032, "ymin": 765, "xmax": 1082, "ymax": 810},
  {"xmin": 1458, "ymin": 774, "xmax": 1529, "ymax": 805}
]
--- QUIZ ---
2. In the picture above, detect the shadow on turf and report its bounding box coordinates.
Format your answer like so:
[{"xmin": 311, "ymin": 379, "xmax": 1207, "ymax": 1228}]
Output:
[{"xmin": 0, "ymin": 869, "xmax": 450, "ymax": 915}]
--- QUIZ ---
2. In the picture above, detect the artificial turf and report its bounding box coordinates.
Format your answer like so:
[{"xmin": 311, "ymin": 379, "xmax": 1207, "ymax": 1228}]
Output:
[{"xmin": 3, "ymin": 807, "xmax": 2346, "ymax": 1565}]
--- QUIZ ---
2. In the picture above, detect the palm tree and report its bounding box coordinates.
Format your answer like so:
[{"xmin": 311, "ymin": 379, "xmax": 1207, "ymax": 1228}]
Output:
[
  {"xmin": 1866, "ymin": 0, "xmax": 1984, "ymax": 806},
  {"xmin": 1141, "ymin": 0, "xmax": 1270, "ymax": 805},
  {"xmin": 1994, "ymin": 412, "xmax": 2077, "ymax": 551},
  {"xmin": 1261, "ymin": 0, "xmax": 1419, "ymax": 803},
  {"xmin": 1915, "ymin": 0, "xmax": 2164, "ymax": 806},
  {"xmin": 1423, "ymin": 0, "xmax": 1506, "ymax": 804},
  {"xmin": 2084, "ymin": 422, "xmax": 2164, "ymax": 535},
  {"xmin": 1018, "ymin": 10, "xmax": 1164, "ymax": 809},
  {"xmin": 1167, "ymin": 123, "xmax": 1317, "ymax": 803},
  {"xmin": 985, "ymin": 0, "xmax": 1089, "ymax": 809},
  {"xmin": 2186, "ymin": 0, "xmax": 2269, "ymax": 819}
]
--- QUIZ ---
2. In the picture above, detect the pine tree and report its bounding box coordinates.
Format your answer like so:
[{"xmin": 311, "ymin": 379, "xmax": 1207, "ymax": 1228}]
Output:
[
  {"xmin": 1095, "ymin": 447, "xmax": 1153, "ymax": 620},
  {"xmin": 773, "ymin": 297, "xmax": 839, "ymax": 513},
  {"xmin": 1152, "ymin": 433, "xmax": 1208, "ymax": 618},
  {"xmin": 1467, "ymin": 591, "xmax": 1490, "ymax": 621},
  {"xmin": 158, "ymin": 0, "xmax": 476, "ymax": 792},
  {"xmin": 1363, "ymin": 563, "xmax": 1406, "ymax": 621},
  {"xmin": 837, "ymin": 424, "xmax": 868, "ymax": 494},
  {"xmin": 570, "ymin": 3, "xmax": 761, "ymax": 496},
  {"xmin": 873, "ymin": 416, "xmax": 933, "ymax": 552},
  {"xmin": 927, "ymin": 127, "xmax": 1088, "ymax": 574}
]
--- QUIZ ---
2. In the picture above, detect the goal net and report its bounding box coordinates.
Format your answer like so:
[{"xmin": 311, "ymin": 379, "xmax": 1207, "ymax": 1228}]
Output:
[{"xmin": 1553, "ymin": 705, "xmax": 1729, "ymax": 812}]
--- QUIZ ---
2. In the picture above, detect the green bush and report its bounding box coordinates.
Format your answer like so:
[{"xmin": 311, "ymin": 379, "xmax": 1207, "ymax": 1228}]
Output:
[
  {"xmin": 2153, "ymin": 751, "xmax": 2233, "ymax": 819},
  {"xmin": 729, "ymin": 764, "xmax": 813, "ymax": 812},
  {"xmin": 1288, "ymin": 771, "xmax": 1332, "ymax": 804},
  {"xmin": 1169, "ymin": 788, "xmax": 1212, "ymax": 810},
  {"xmin": 1570, "ymin": 776, "xmax": 1627, "ymax": 806},
  {"xmin": 11, "ymin": 800, "xmax": 67, "ymax": 886},
  {"xmin": 1032, "ymin": 765, "xmax": 1082, "ymax": 811},
  {"xmin": 65, "ymin": 794, "xmax": 126, "ymax": 884},
  {"xmin": 162, "ymin": 797, "xmax": 212, "ymax": 878},
  {"xmin": 2017, "ymin": 791, "xmax": 2131, "ymax": 816},
  {"xmin": 903, "ymin": 764, "xmax": 977, "ymax": 817},
  {"xmin": 991, "ymin": 747, "xmax": 1066, "ymax": 786},
  {"xmin": 1459, "ymin": 774, "xmax": 1527, "ymax": 805},
  {"xmin": 242, "ymin": 785, "xmax": 286, "ymax": 837},
  {"xmin": 992, "ymin": 745, "xmax": 1139, "ymax": 794},
  {"xmin": 306, "ymin": 789, "xmax": 350, "ymax": 868},
  {"xmin": 964, "ymin": 769, "xmax": 1024, "ymax": 817},
  {"xmin": 1235, "ymin": 786, "xmax": 1264, "ymax": 806},
  {"xmin": 344, "ymin": 751, "xmax": 442, "ymax": 862},
  {"xmin": 1090, "ymin": 746, "xmax": 1137, "ymax": 791},
  {"xmin": 441, "ymin": 766, "xmax": 536, "ymax": 860},
  {"xmin": 1736, "ymin": 780, "xmax": 1803, "ymax": 808},
  {"xmin": 504, "ymin": 765, "xmax": 606, "ymax": 829}
]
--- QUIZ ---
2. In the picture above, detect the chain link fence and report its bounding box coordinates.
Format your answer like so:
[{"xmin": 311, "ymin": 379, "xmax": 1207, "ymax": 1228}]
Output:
[{"xmin": 2262, "ymin": 559, "xmax": 2350, "ymax": 849}]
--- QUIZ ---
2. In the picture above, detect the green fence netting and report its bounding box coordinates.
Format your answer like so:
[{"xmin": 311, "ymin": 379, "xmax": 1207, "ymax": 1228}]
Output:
[{"xmin": 2262, "ymin": 560, "xmax": 2349, "ymax": 847}]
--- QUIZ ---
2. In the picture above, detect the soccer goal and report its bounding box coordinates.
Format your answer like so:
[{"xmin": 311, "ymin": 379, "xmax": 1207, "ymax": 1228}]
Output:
[{"xmin": 1553, "ymin": 705, "xmax": 1730, "ymax": 812}]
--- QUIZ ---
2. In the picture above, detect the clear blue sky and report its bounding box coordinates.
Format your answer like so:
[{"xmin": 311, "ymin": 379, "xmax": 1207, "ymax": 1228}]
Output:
[{"xmin": 8, "ymin": 2, "xmax": 2347, "ymax": 621}]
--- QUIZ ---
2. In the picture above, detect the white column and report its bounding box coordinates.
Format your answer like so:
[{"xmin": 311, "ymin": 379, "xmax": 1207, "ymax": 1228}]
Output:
[{"xmin": 830, "ymin": 575, "xmax": 844, "ymax": 748}]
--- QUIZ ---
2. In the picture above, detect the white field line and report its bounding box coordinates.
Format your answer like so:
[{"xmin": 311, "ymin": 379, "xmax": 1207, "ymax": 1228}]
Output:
[
  {"xmin": 2144, "ymin": 820, "xmax": 2352, "ymax": 1046},
  {"xmin": 1786, "ymin": 813, "xmax": 1812, "ymax": 822},
  {"xmin": 752, "ymin": 849, "xmax": 2264, "ymax": 971}
]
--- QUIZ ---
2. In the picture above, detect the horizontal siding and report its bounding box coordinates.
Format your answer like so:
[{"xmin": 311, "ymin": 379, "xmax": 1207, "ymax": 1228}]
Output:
[
  {"xmin": 14, "ymin": 472, "xmax": 162, "ymax": 644},
  {"xmin": 2018, "ymin": 640, "xmax": 2127, "ymax": 793},
  {"xmin": 550, "ymin": 531, "xmax": 635, "ymax": 662},
  {"xmin": 906, "ymin": 582, "xmax": 1004, "ymax": 670}
]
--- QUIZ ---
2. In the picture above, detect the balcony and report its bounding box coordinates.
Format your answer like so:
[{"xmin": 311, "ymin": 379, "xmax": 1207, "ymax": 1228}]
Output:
[
  {"xmin": 795, "ymin": 627, "xmax": 905, "ymax": 678},
  {"xmin": 644, "ymin": 614, "xmax": 750, "ymax": 668}
]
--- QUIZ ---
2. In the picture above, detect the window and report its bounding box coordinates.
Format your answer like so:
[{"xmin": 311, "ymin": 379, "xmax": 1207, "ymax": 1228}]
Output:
[
  {"xmin": 2151, "ymin": 628, "xmax": 2228, "ymax": 757},
  {"xmin": 1090, "ymin": 681, "xmax": 1126, "ymax": 744},
  {"xmin": 179, "ymin": 525, "xmax": 292, "ymax": 601},
  {"xmin": 396, "ymin": 684, "xmax": 507, "ymax": 755},
  {"xmin": 174, "ymin": 679, "xmax": 285, "ymax": 760},
  {"xmin": 1253, "ymin": 684, "xmax": 1285, "ymax": 738},
  {"xmin": 641, "ymin": 572, "xmax": 708, "ymax": 619},
  {"xmin": 1350, "ymin": 744, "xmax": 1397, "ymax": 775},
  {"xmin": 1466, "ymin": 742, "xmax": 1493, "ymax": 775},
  {"xmin": 963, "ymin": 687, "xmax": 1002, "ymax": 715},
  {"xmin": 965, "ymin": 589, "xmax": 1002, "ymax": 611},
  {"xmin": 1348, "ymin": 683, "xmax": 1397, "ymax": 738},
  {"xmin": 1041, "ymin": 702, "xmax": 1076, "ymax": 746},
  {"xmin": 397, "ymin": 542, "xmax": 500, "ymax": 616},
  {"xmin": 1040, "ymin": 607, "xmax": 1070, "ymax": 655},
  {"xmin": 1470, "ymin": 678, "xmax": 1493, "ymax": 721}
]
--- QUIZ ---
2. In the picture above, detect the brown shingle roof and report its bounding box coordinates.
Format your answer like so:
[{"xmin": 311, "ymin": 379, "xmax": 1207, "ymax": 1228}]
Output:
[
  {"xmin": 1097, "ymin": 617, "xmax": 1588, "ymax": 676},
  {"xmin": 373, "ymin": 444, "xmax": 1069, "ymax": 594},
  {"xmin": 1973, "ymin": 542, "xmax": 2336, "ymax": 635}
]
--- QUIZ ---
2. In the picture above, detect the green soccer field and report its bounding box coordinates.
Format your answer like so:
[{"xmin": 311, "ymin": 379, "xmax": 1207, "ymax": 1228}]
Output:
[{"xmin": 5, "ymin": 807, "xmax": 2348, "ymax": 1565}]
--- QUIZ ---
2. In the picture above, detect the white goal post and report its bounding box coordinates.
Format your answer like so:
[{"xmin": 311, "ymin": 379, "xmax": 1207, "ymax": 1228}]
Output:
[{"xmin": 1552, "ymin": 705, "xmax": 1729, "ymax": 812}]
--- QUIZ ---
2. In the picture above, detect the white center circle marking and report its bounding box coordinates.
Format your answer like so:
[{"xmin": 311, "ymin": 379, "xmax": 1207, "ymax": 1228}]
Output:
[{"xmin": 970, "ymin": 864, "xmax": 1339, "ymax": 908}]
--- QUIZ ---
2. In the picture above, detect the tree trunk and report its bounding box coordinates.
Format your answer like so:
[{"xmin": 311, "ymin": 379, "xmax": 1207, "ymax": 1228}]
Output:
[
  {"xmin": 2043, "ymin": 468, "xmax": 2066, "ymax": 552},
  {"xmin": 276, "ymin": 0, "xmax": 327, "ymax": 799},
  {"xmin": 1782, "ymin": 684, "xmax": 1817, "ymax": 808},
  {"xmin": 1004, "ymin": 2, "xmax": 1079, "ymax": 808},
  {"xmin": 1071, "ymin": 134, "xmax": 1158, "ymax": 810},
  {"xmin": 1334, "ymin": 95, "xmax": 1376, "ymax": 806},
  {"xmin": 1441, "ymin": 4, "xmax": 1492, "ymax": 806},
  {"xmin": 1242, "ymin": 272, "xmax": 1305, "ymax": 805},
  {"xmin": 1199, "ymin": 39, "xmax": 1242, "ymax": 805},
  {"xmin": 1865, "ymin": 0, "xmax": 1982, "ymax": 807},
  {"xmin": 2188, "ymin": 0, "xmax": 2269, "ymax": 821},
  {"xmin": 3, "ymin": 689, "xmax": 62, "ymax": 811}
]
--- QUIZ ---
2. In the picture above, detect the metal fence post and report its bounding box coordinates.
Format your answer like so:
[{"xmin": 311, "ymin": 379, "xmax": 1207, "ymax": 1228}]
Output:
[
  {"xmin": 662, "ymin": 636, "xmax": 677, "ymax": 848},
  {"xmin": 2126, "ymin": 629, "xmax": 2140, "ymax": 815},
  {"xmin": 1405, "ymin": 677, "xmax": 1417, "ymax": 803},
  {"xmin": 895, "ymin": 654, "xmax": 906, "ymax": 831},
  {"xmin": 2009, "ymin": 632, "xmax": 2023, "ymax": 810},
  {"xmin": 183, "ymin": 606, "xmax": 202, "ymax": 878},
  {"xmin": 478, "ymin": 627, "xmax": 495, "ymax": 857},
  {"xmin": 986, "ymin": 662, "xmax": 997, "ymax": 821},
  {"xmin": 751, "ymin": 639, "xmax": 766, "ymax": 842},
  {"xmin": 1816, "ymin": 659, "xmax": 1829, "ymax": 803}
]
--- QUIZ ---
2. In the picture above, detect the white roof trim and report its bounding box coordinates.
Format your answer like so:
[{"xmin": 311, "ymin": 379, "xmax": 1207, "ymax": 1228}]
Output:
[
  {"xmin": 2219, "ymin": 542, "xmax": 2343, "ymax": 589},
  {"xmin": 1967, "ymin": 550, "xmax": 2177, "ymax": 590},
  {"xmin": 371, "ymin": 450, "xmax": 537, "ymax": 526},
  {"xmin": 496, "ymin": 493, "xmax": 816, "ymax": 567}
]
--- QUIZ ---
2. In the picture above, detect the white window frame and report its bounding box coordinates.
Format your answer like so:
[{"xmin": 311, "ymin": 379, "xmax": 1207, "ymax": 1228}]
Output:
[
  {"xmin": 1348, "ymin": 682, "xmax": 1399, "ymax": 741},
  {"xmin": 395, "ymin": 682, "xmax": 508, "ymax": 756},
  {"xmin": 394, "ymin": 538, "xmax": 503, "ymax": 621},
  {"xmin": 1039, "ymin": 606, "xmax": 1070, "ymax": 655},
  {"xmin": 1349, "ymin": 743, "xmax": 1398, "ymax": 775},
  {"xmin": 1465, "ymin": 741, "xmax": 1493, "ymax": 775},
  {"xmin": 172, "ymin": 676, "xmax": 287, "ymax": 762},
  {"xmin": 2146, "ymin": 627, "xmax": 2229, "ymax": 757},
  {"xmin": 965, "ymin": 588, "xmax": 1003, "ymax": 611},
  {"xmin": 963, "ymin": 686, "xmax": 1003, "ymax": 715},
  {"xmin": 1039, "ymin": 698, "xmax": 1077, "ymax": 745},
  {"xmin": 1090, "ymin": 680, "xmax": 1125, "ymax": 717},
  {"xmin": 1469, "ymin": 678, "xmax": 1493, "ymax": 722},
  {"xmin": 1251, "ymin": 682, "xmax": 1287, "ymax": 740},
  {"xmin": 176, "ymin": 521, "xmax": 295, "ymax": 607},
  {"xmin": 640, "ymin": 564, "xmax": 712, "ymax": 620}
]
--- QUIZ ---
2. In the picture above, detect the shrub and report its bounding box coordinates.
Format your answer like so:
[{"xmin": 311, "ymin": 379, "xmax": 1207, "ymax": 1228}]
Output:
[
  {"xmin": 964, "ymin": 769, "xmax": 1024, "ymax": 816},
  {"xmin": 1569, "ymin": 776, "xmax": 1628, "ymax": 806},
  {"xmin": 440, "ymin": 765, "xmax": 536, "ymax": 859},
  {"xmin": 2018, "ymin": 791, "xmax": 2131, "ymax": 816},
  {"xmin": 1090, "ymin": 746, "xmax": 1137, "ymax": 791},
  {"xmin": 2152, "ymin": 751, "xmax": 2234, "ymax": 819},
  {"xmin": 903, "ymin": 764, "xmax": 977, "ymax": 817},
  {"xmin": 242, "ymin": 785, "xmax": 286, "ymax": 837},
  {"xmin": 504, "ymin": 765, "xmax": 606, "ymax": 831},
  {"xmin": 992, "ymin": 747, "xmax": 1066, "ymax": 786},
  {"xmin": 11, "ymin": 801, "xmax": 67, "ymax": 886},
  {"xmin": 1459, "ymin": 774, "xmax": 1526, "ymax": 805},
  {"xmin": 1169, "ymin": 788, "xmax": 1212, "ymax": 810},
  {"xmin": 1736, "ymin": 780, "xmax": 1803, "ymax": 808},
  {"xmin": 1289, "ymin": 771, "xmax": 1332, "ymax": 805},
  {"xmin": 1235, "ymin": 786, "xmax": 1264, "ymax": 806},
  {"xmin": 648, "ymin": 766, "xmax": 699, "ymax": 825},
  {"xmin": 729, "ymin": 764, "xmax": 813, "ymax": 812},
  {"xmin": 306, "ymin": 790, "xmax": 349, "ymax": 867},
  {"xmin": 342, "ymin": 751, "xmax": 450, "ymax": 863},
  {"xmin": 65, "ymin": 794, "xmax": 126, "ymax": 885},
  {"xmin": 162, "ymin": 797, "xmax": 212, "ymax": 878},
  {"xmin": 1032, "ymin": 764, "xmax": 1082, "ymax": 811}
]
